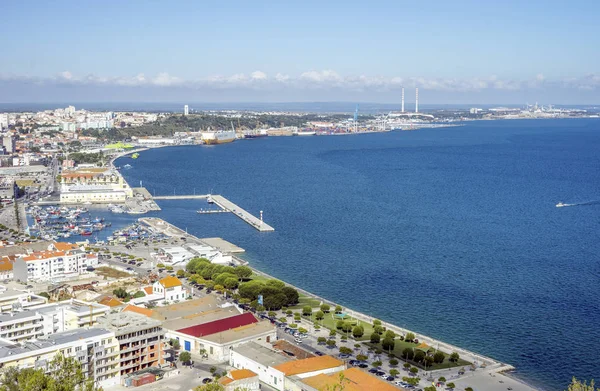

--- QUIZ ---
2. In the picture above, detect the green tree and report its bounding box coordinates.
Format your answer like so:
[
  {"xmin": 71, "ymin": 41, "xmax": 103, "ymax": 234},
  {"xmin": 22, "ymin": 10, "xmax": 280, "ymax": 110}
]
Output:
[
  {"xmin": 223, "ymin": 277, "xmax": 239, "ymax": 290},
  {"xmin": 413, "ymin": 350, "xmax": 425, "ymax": 363},
  {"xmin": 112, "ymin": 287, "xmax": 128, "ymax": 299},
  {"xmin": 238, "ymin": 280, "xmax": 264, "ymax": 300},
  {"xmin": 315, "ymin": 310, "xmax": 325, "ymax": 320},
  {"xmin": 320, "ymin": 303, "xmax": 331, "ymax": 312},
  {"xmin": 341, "ymin": 322, "xmax": 353, "ymax": 333},
  {"xmin": 384, "ymin": 330, "xmax": 396, "ymax": 339},
  {"xmin": 179, "ymin": 351, "xmax": 192, "ymax": 363},
  {"xmin": 390, "ymin": 369, "xmax": 400, "ymax": 377},
  {"xmin": 402, "ymin": 348, "xmax": 414, "ymax": 360},
  {"xmin": 370, "ymin": 333, "xmax": 380, "ymax": 343},
  {"xmin": 281, "ymin": 286, "xmax": 299, "ymax": 305},
  {"xmin": 446, "ymin": 383, "xmax": 456, "ymax": 390},
  {"xmin": 371, "ymin": 360, "xmax": 382, "ymax": 368},
  {"xmin": 465, "ymin": 388, "xmax": 473, "ymax": 391},
  {"xmin": 405, "ymin": 332, "xmax": 416, "ymax": 342},
  {"xmin": 233, "ymin": 266, "xmax": 252, "ymax": 280},
  {"xmin": 424, "ymin": 387, "xmax": 436, "ymax": 391},
  {"xmin": 329, "ymin": 330, "xmax": 337, "ymax": 337},
  {"xmin": 410, "ymin": 367, "xmax": 419, "ymax": 375},
  {"xmin": 373, "ymin": 325, "xmax": 384, "ymax": 335},
  {"xmin": 433, "ymin": 351, "xmax": 445, "ymax": 364},
  {"xmin": 382, "ymin": 337, "xmax": 395, "ymax": 351},
  {"xmin": 176, "ymin": 269, "xmax": 185, "ymax": 277},
  {"xmin": 336, "ymin": 320, "xmax": 345, "ymax": 329},
  {"xmin": 326, "ymin": 340, "xmax": 336, "ymax": 348},
  {"xmin": 403, "ymin": 362, "xmax": 411, "ymax": 370},
  {"xmin": 339, "ymin": 347, "xmax": 353, "ymax": 355},
  {"xmin": 389, "ymin": 358, "xmax": 399, "ymax": 366},
  {"xmin": 352, "ymin": 325, "xmax": 364, "ymax": 338},
  {"xmin": 334, "ymin": 305, "xmax": 343, "ymax": 313},
  {"xmin": 565, "ymin": 379, "xmax": 598, "ymax": 391},
  {"xmin": 373, "ymin": 319, "xmax": 382, "ymax": 326},
  {"xmin": 0, "ymin": 353, "xmax": 99, "ymax": 391},
  {"xmin": 450, "ymin": 352, "xmax": 460, "ymax": 362},
  {"xmin": 302, "ymin": 305, "xmax": 312, "ymax": 316},
  {"xmin": 317, "ymin": 337, "xmax": 327, "ymax": 344},
  {"xmin": 438, "ymin": 376, "xmax": 446, "ymax": 383},
  {"xmin": 170, "ymin": 338, "xmax": 180, "ymax": 350},
  {"xmin": 356, "ymin": 354, "xmax": 368, "ymax": 361}
]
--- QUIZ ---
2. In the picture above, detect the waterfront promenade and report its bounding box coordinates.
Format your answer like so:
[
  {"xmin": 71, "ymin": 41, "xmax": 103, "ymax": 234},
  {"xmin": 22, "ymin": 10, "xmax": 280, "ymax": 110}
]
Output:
[{"xmin": 137, "ymin": 217, "xmax": 538, "ymax": 391}]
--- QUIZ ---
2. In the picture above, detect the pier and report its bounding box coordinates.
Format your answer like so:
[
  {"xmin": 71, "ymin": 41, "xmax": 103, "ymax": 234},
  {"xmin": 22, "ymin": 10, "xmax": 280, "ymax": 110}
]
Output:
[
  {"xmin": 151, "ymin": 193, "xmax": 274, "ymax": 232},
  {"xmin": 152, "ymin": 195, "xmax": 209, "ymax": 200},
  {"xmin": 210, "ymin": 195, "xmax": 274, "ymax": 232}
]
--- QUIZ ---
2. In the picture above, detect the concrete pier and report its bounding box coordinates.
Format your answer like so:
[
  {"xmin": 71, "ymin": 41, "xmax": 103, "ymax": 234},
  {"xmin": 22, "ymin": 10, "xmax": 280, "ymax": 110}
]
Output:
[
  {"xmin": 151, "ymin": 193, "xmax": 274, "ymax": 232},
  {"xmin": 209, "ymin": 195, "xmax": 274, "ymax": 232}
]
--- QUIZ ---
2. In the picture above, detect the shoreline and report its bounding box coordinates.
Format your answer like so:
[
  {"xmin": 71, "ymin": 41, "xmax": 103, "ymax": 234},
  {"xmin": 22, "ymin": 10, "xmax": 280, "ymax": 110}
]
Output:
[{"xmin": 136, "ymin": 217, "xmax": 542, "ymax": 391}]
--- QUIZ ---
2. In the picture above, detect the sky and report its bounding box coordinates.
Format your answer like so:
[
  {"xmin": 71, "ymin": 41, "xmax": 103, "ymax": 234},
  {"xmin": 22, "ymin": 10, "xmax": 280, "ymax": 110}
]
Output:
[{"xmin": 1, "ymin": 0, "xmax": 599, "ymax": 104}]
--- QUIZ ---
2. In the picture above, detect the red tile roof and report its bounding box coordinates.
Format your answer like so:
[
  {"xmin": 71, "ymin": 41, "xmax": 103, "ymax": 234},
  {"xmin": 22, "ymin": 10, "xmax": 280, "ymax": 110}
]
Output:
[{"xmin": 176, "ymin": 312, "xmax": 258, "ymax": 338}]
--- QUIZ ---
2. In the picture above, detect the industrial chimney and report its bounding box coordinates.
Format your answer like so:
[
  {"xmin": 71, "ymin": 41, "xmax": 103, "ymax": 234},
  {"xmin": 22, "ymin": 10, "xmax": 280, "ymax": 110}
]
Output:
[
  {"xmin": 401, "ymin": 88, "xmax": 405, "ymax": 113},
  {"xmin": 415, "ymin": 88, "xmax": 419, "ymax": 113}
]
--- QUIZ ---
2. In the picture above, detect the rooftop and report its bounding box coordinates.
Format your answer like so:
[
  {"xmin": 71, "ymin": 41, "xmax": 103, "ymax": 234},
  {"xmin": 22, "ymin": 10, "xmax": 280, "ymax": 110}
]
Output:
[
  {"xmin": 151, "ymin": 296, "xmax": 219, "ymax": 321},
  {"xmin": 230, "ymin": 368, "xmax": 258, "ymax": 380},
  {"xmin": 97, "ymin": 296, "xmax": 123, "ymax": 308},
  {"xmin": 300, "ymin": 367, "xmax": 400, "ymax": 391},
  {"xmin": 182, "ymin": 319, "xmax": 274, "ymax": 345},
  {"xmin": 158, "ymin": 275, "xmax": 182, "ymax": 289},
  {"xmin": 0, "ymin": 328, "xmax": 113, "ymax": 361},
  {"xmin": 163, "ymin": 307, "xmax": 240, "ymax": 331},
  {"xmin": 273, "ymin": 355, "xmax": 344, "ymax": 376},
  {"xmin": 0, "ymin": 241, "xmax": 53, "ymax": 257},
  {"xmin": 232, "ymin": 341, "xmax": 290, "ymax": 367},
  {"xmin": 96, "ymin": 311, "xmax": 162, "ymax": 335},
  {"xmin": 176, "ymin": 312, "xmax": 257, "ymax": 338},
  {"xmin": 122, "ymin": 304, "xmax": 154, "ymax": 318}
]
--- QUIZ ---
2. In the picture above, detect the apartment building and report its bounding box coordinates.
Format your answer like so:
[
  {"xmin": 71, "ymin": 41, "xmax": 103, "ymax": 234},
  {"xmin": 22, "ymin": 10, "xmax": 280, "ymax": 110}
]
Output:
[
  {"xmin": 0, "ymin": 299, "xmax": 109, "ymax": 342},
  {"xmin": 96, "ymin": 311, "xmax": 166, "ymax": 379},
  {"xmin": 0, "ymin": 288, "xmax": 48, "ymax": 312},
  {"xmin": 0, "ymin": 328, "xmax": 121, "ymax": 389},
  {"xmin": 12, "ymin": 244, "xmax": 98, "ymax": 282},
  {"xmin": 59, "ymin": 167, "xmax": 133, "ymax": 204}
]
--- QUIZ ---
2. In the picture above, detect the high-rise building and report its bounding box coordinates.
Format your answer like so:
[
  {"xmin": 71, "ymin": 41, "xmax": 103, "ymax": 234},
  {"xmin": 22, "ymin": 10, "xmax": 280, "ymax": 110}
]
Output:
[
  {"xmin": 184, "ymin": 105, "xmax": 189, "ymax": 116},
  {"xmin": 2, "ymin": 136, "xmax": 15, "ymax": 154}
]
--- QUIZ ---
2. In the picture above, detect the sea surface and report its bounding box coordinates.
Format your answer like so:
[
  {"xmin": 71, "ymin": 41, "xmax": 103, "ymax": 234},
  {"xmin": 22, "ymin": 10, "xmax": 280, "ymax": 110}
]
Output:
[{"xmin": 113, "ymin": 119, "xmax": 599, "ymax": 391}]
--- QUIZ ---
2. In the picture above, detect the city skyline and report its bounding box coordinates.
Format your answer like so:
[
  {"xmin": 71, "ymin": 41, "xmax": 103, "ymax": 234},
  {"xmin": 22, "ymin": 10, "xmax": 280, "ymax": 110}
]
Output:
[{"xmin": 1, "ymin": 0, "xmax": 599, "ymax": 104}]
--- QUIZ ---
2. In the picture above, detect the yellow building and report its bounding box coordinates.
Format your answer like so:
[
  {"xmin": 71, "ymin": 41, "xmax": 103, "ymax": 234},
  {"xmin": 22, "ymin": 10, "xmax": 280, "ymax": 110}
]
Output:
[{"xmin": 59, "ymin": 168, "xmax": 133, "ymax": 204}]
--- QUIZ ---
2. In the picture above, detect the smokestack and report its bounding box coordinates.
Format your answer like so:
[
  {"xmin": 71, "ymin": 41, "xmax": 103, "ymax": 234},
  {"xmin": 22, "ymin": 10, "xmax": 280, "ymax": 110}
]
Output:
[
  {"xmin": 401, "ymin": 88, "xmax": 405, "ymax": 113},
  {"xmin": 415, "ymin": 88, "xmax": 419, "ymax": 113}
]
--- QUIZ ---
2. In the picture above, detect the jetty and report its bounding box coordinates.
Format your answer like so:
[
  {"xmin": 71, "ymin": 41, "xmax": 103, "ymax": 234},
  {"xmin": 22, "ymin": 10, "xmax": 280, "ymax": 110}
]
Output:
[{"xmin": 151, "ymin": 193, "xmax": 274, "ymax": 232}]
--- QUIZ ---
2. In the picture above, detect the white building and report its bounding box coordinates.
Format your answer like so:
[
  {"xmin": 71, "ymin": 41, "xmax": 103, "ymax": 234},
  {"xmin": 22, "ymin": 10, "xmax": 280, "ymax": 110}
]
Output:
[
  {"xmin": 59, "ymin": 168, "xmax": 133, "ymax": 204},
  {"xmin": 154, "ymin": 246, "xmax": 194, "ymax": 265},
  {"xmin": 0, "ymin": 299, "xmax": 110, "ymax": 343},
  {"xmin": 230, "ymin": 344, "xmax": 345, "ymax": 391},
  {"xmin": 167, "ymin": 313, "xmax": 276, "ymax": 362},
  {"xmin": 152, "ymin": 276, "xmax": 186, "ymax": 302},
  {"xmin": 12, "ymin": 242, "xmax": 99, "ymax": 282},
  {"xmin": 0, "ymin": 328, "xmax": 121, "ymax": 389},
  {"xmin": 184, "ymin": 105, "xmax": 189, "ymax": 116},
  {"xmin": 0, "ymin": 289, "xmax": 48, "ymax": 312}
]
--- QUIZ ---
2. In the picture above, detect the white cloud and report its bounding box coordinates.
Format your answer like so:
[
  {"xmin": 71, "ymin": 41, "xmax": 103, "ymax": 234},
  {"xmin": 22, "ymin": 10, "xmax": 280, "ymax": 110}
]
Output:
[{"xmin": 1, "ymin": 71, "xmax": 600, "ymax": 93}]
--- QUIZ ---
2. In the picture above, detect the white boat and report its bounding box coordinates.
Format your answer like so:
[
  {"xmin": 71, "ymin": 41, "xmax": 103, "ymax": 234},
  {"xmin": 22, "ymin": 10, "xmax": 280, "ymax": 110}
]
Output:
[
  {"xmin": 293, "ymin": 131, "xmax": 316, "ymax": 136},
  {"xmin": 556, "ymin": 202, "xmax": 566, "ymax": 208},
  {"xmin": 201, "ymin": 130, "xmax": 236, "ymax": 145},
  {"xmin": 83, "ymin": 201, "xmax": 92, "ymax": 205}
]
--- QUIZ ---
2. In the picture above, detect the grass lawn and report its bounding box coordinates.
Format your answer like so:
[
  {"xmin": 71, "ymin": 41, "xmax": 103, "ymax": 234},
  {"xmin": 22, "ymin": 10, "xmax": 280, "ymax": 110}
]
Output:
[
  {"xmin": 287, "ymin": 294, "xmax": 322, "ymax": 310},
  {"xmin": 365, "ymin": 341, "xmax": 471, "ymax": 370},
  {"xmin": 307, "ymin": 312, "xmax": 377, "ymax": 341}
]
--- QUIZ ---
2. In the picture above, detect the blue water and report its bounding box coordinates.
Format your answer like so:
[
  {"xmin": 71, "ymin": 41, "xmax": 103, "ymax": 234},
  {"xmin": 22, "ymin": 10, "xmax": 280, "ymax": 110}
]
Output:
[{"xmin": 116, "ymin": 119, "xmax": 600, "ymax": 391}]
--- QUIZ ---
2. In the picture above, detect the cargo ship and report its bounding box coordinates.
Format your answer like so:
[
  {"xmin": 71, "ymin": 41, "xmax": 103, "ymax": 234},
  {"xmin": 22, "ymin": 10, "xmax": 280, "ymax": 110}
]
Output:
[
  {"xmin": 243, "ymin": 129, "xmax": 269, "ymax": 139},
  {"xmin": 201, "ymin": 130, "xmax": 236, "ymax": 145}
]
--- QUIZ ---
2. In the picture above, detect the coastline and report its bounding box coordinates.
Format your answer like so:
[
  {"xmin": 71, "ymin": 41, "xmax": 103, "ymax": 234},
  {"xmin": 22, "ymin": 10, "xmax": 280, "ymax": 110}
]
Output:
[{"xmin": 137, "ymin": 217, "xmax": 542, "ymax": 391}]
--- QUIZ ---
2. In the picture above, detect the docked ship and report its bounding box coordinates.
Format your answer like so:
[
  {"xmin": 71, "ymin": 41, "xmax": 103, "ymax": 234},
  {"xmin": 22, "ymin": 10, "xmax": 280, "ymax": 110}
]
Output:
[
  {"xmin": 201, "ymin": 130, "xmax": 236, "ymax": 145},
  {"xmin": 243, "ymin": 129, "xmax": 269, "ymax": 139},
  {"xmin": 293, "ymin": 130, "xmax": 317, "ymax": 136}
]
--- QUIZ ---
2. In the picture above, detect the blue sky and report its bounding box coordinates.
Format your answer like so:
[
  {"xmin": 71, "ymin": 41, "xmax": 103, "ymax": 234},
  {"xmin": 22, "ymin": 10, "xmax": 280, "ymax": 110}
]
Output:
[{"xmin": 1, "ymin": 0, "xmax": 599, "ymax": 104}]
